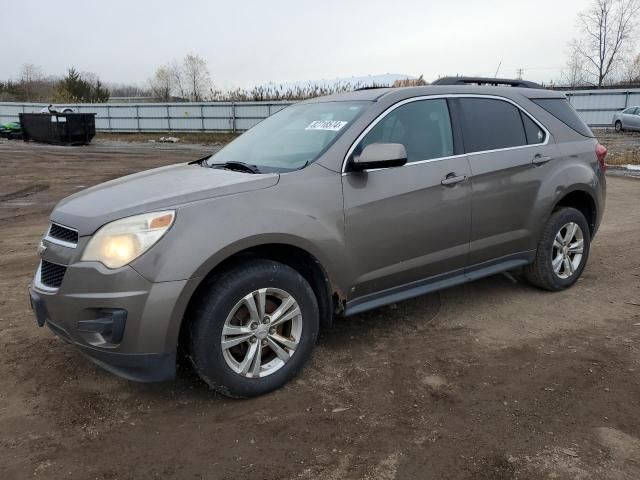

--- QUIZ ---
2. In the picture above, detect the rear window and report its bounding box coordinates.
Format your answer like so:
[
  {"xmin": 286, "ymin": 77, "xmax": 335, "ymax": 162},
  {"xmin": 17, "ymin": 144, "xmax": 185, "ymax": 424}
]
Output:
[
  {"xmin": 458, "ymin": 98, "xmax": 527, "ymax": 153},
  {"xmin": 531, "ymin": 98, "xmax": 593, "ymax": 137}
]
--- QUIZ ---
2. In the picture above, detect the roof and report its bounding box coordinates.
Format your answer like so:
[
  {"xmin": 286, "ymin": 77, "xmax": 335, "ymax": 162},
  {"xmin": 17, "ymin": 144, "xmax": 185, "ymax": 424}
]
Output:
[{"xmin": 301, "ymin": 84, "xmax": 566, "ymax": 104}]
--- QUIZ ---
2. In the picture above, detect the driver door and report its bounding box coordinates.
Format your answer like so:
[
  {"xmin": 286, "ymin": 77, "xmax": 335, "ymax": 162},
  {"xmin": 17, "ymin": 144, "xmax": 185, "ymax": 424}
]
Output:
[{"xmin": 342, "ymin": 98, "xmax": 472, "ymax": 301}]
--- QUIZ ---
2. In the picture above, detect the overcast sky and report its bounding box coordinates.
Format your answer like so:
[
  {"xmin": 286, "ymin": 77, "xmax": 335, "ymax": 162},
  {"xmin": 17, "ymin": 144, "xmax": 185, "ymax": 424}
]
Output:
[{"xmin": 3, "ymin": 0, "xmax": 590, "ymax": 88}]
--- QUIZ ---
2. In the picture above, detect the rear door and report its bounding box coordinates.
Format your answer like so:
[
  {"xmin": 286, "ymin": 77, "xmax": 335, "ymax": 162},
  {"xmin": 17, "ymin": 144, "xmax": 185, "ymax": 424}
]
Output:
[
  {"xmin": 455, "ymin": 96, "xmax": 555, "ymax": 268},
  {"xmin": 342, "ymin": 98, "xmax": 472, "ymax": 298},
  {"xmin": 629, "ymin": 107, "xmax": 640, "ymax": 130},
  {"xmin": 622, "ymin": 107, "xmax": 638, "ymax": 129}
]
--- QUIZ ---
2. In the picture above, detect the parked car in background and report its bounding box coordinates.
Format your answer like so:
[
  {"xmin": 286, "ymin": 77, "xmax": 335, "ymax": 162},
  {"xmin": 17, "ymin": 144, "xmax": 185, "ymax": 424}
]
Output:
[
  {"xmin": 29, "ymin": 77, "xmax": 607, "ymax": 398},
  {"xmin": 613, "ymin": 106, "xmax": 640, "ymax": 132},
  {"xmin": 40, "ymin": 105, "xmax": 75, "ymax": 114}
]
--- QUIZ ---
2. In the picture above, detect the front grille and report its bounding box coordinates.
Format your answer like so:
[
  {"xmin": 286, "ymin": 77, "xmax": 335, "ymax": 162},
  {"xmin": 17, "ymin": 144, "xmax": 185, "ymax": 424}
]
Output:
[
  {"xmin": 48, "ymin": 223, "xmax": 78, "ymax": 245},
  {"xmin": 40, "ymin": 260, "xmax": 67, "ymax": 288}
]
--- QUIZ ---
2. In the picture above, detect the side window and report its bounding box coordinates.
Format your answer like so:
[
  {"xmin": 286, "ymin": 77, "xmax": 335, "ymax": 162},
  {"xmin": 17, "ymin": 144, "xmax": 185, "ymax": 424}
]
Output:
[
  {"xmin": 458, "ymin": 98, "xmax": 527, "ymax": 153},
  {"xmin": 521, "ymin": 112, "xmax": 546, "ymax": 145},
  {"xmin": 359, "ymin": 99, "xmax": 454, "ymax": 163}
]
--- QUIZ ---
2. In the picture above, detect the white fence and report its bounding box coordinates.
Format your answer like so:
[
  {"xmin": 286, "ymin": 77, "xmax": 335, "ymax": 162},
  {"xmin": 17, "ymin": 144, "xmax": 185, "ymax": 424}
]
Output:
[
  {"xmin": 564, "ymin": 88, "xmax": 640, "ymax": 126},
  {"xmin": 1, "ymin": 88, "xmax": 639, "ymax": 132},
  {"xmin": 0, "ymin": 101, "xmax": 293, "ymax": 132}
]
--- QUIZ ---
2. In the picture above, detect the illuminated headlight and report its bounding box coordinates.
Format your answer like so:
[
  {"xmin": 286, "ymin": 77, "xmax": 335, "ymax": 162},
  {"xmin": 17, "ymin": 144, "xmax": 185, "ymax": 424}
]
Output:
[{"xmin": 81, "ymin": 211, "xmax": 175, "ymax": 269}]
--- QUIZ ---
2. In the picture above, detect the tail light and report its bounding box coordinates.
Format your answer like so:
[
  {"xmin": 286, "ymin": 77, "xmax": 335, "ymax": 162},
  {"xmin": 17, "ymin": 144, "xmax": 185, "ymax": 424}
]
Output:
[{"xmin": 595, "ymin": 143, "xmax": 607, "ymax": 172}]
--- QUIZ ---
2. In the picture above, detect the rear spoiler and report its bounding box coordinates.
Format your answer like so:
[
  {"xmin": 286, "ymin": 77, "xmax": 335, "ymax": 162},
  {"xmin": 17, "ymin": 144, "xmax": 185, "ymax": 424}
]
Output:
[{"xmin": 432, "ymin": 76, "xmax": 543, "ymax": 89}]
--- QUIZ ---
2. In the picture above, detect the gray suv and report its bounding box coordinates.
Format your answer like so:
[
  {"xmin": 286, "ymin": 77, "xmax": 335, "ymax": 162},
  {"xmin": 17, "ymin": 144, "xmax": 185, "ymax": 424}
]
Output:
[{"xmin": 29, "ymin": 78, "xmax": 607, "ymax": 397}]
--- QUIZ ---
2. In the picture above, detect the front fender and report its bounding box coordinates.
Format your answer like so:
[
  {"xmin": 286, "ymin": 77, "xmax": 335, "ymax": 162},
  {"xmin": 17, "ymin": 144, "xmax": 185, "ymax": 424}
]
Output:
[{"xmin": 130, "ymin": 164, "xmax": 349, "ymax": 289}]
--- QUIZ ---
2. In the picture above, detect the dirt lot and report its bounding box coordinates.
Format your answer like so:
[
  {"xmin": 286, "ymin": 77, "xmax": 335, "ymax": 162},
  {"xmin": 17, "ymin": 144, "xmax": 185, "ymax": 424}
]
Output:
[{"xmin": 1, "ymin": 138, "xmax": 639, "ymax": 480}]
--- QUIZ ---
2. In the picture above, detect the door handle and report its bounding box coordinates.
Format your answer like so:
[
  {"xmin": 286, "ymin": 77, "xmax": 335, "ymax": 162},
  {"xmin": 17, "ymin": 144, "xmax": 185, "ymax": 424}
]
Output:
[
  {"xmin": 533, "ymin": 154, "xmax": 552, "ymax": 165},
  {"xmin": 441, "ymin": 173, "xmax": 467, "ymax": 186}
]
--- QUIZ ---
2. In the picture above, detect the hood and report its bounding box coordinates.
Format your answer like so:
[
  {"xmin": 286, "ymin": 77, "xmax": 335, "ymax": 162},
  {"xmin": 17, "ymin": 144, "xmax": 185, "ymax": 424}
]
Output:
[{"xmin": 51, "ymin": 163, "xmax": 279, "ymax": 235}]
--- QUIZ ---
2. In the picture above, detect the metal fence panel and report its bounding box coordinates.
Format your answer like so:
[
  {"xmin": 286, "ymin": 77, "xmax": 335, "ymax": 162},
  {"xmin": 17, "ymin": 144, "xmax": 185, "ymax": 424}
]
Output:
[
  {"xmin": 565, "ymin": 88, "xmax": 640, "ymax": 126},
  {"xmin": 139, "ymin": 118, "xmax": 170, "ymax": 130},
  {"xmin": 1, "ymin": 92, "xmax": 638, "ymax": 132},
  {"xmin": 138, "ymin": 106, "xmax": 167, "ymax": 118},
  {"xmin": 628, "ymin": 93, "xmax": 640, "ymax": 106},
  {"xmin": 203, "ymin": 117, "xmax": 233, "ymax": 130},
  {"xmin": 568, "ymin": 93, "xmax": 627, "ymax": 110}
]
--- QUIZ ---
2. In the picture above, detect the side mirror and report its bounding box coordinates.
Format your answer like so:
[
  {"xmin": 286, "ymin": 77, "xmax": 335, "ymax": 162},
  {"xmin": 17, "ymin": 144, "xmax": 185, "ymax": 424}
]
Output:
[{"xmin": 352, "ymin": 143, "xmax": 407, "ymax": 171}]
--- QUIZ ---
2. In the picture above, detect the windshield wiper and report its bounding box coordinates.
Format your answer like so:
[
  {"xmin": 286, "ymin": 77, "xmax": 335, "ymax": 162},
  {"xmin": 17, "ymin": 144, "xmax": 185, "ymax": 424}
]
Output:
[{"xmin": 208, "ymin": 161, "xmax": 261, "ymax": 174}]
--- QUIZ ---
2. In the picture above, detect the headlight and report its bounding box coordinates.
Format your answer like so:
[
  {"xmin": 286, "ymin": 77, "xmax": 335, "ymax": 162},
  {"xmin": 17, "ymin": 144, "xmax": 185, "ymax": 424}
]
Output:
[{"xmin": 81, "ymin": 211, "xmax": 175, "ymax": 269}]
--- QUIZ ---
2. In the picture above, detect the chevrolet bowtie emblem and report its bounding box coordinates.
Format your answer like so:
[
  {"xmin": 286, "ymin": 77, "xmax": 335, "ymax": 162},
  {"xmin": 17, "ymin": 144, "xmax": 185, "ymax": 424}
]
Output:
[{"xmin": 37, "ymin": 241, "xmax": 47, "ymax": 256}]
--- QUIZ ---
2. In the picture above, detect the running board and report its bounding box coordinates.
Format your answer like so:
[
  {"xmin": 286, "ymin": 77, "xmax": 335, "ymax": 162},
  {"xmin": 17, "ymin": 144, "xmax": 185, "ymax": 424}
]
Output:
[{"xmin": 344, "ymin": 252, "xmax": 534, "ymax": 316}]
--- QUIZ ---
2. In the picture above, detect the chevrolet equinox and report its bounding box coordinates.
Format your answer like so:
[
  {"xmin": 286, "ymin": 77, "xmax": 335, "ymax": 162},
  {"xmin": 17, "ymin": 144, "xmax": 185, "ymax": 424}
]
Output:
[{"xmin": 29, "ymin": 77, "xmax": 607, "ymax": 397}]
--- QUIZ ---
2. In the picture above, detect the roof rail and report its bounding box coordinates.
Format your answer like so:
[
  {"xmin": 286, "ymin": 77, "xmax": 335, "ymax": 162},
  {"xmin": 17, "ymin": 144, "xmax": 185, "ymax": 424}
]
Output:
[
  {"xmin": 431, "ymin": 76, "xmax": 543, "ymax": 89},
  {"xmin": 353, "ymin": 86, "xmax": 390, "ymax": 91}
]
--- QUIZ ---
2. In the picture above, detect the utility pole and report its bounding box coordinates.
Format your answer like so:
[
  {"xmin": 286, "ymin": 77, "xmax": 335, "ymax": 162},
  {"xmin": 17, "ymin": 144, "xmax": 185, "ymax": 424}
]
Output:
[
  {"xmin": 516, "ymin": 68, "xmax": 524, "ymax": 80},
  {"xmin": 494, "ymin": 62, "xmax": 502, "ymax": 78}
]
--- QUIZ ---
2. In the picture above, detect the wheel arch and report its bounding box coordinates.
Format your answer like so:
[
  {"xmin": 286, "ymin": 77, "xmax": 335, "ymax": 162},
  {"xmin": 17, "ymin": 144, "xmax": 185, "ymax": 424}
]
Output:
[
  {"xmin": 174, "ymin": 241, "xmax": 342, "ymax": 359},
  {"xmin": 552, "ymin": 188, "xmax": 597, "ymax": 236}
]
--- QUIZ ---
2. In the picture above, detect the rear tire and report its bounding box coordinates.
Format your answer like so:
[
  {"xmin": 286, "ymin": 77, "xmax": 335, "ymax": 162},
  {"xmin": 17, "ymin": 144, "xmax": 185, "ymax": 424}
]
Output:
[
  {"xmin": 615, "ymin": 120, "xmax": 623, "ymax": 132},
  {"xmin": 188, "ymin": 259, "xmax": 319, "ymax": 398},
  {"xmin": 525, "ymin": 207, "xmax": 591, "ymax": 291}
]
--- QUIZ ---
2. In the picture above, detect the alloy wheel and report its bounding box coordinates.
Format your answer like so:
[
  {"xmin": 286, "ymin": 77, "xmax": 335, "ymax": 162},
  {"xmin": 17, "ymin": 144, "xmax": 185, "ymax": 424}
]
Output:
[
  {"xmin": 221, "ymin": 288, "xmax": 302, "ymax": 378},
  {"xmin": 551, "ymin": 222, "xmax": 584, "ymax": 279}
]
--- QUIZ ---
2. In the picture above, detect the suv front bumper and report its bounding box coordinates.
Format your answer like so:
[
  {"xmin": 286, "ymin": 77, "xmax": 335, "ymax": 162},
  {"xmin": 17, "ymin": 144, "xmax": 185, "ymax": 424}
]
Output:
[{"xmin": 28, "ymin": 261, "xmax": 194, "ymax": 382}]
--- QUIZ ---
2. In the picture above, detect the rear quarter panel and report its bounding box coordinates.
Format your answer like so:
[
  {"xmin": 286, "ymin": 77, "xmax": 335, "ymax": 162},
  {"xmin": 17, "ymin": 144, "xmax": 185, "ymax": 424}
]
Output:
[{"xmin": 527, "ymin": 137, "xmax": 604, "ymax": 248}]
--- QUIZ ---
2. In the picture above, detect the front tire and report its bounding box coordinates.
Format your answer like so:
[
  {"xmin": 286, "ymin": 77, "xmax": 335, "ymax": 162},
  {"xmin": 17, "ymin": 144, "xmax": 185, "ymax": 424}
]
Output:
[
  {"xmin": 188, "ymin": 259, "xmax": 319, "ymax": 398},
  {"xmin": 525, "ymin": 207, "xmax": 591, "ymax": 291},
  {"xmin": 615, "ymin": 120, "xmax": 623, "ymax": 132}
]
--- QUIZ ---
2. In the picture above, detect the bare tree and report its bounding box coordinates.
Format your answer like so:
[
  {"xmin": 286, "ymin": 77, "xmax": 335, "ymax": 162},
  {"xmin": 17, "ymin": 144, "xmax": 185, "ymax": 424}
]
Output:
[
  {"xmin": 560, "ymin": 47, "xmax": 590, "ymax": 87},
  {"xmin": 149, "ymin": 66, "xmax": 173, "ymax": 100},
  {"xmin": 169, "ymin": 60, "xmax": 187, "ymax": 100},
  {"xmin": 19, "ymin": 63, "xmax": 44, "ymax": 101},
  {"xmin": 621, "ymin": 53, "xmax": 640, "ymax": 82},
  {"xmin": 569, "ymin": 0, "xmax": 640, "ymax": 87},
  {"xmin": 182, "ymin": 53, "xmax": 211, "ymax": 101}
]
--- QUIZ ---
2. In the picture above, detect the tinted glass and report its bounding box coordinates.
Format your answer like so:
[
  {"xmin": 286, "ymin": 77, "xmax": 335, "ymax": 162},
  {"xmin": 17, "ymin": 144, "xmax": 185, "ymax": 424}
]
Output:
[
  {"xmin": 521, "ymin": 112, "xmax": 546, "ymax": 145},
  {"xmin": 623, "ymin": 107, "xmax": 637, "ymax": 114},
  {"xmin": 359, "ymin": 99, "xmax": 453, "ymax": 163},
  {"xmin": 458, "ymin": 98, "xmax": 527, "ymax": 153},
  {"xmin": 207, "ymin": 101, "xmax": 368, "ymax": 172},
  {"xmin": 531, "ymin": 98, "xmax": 593, "ymax": 137}
]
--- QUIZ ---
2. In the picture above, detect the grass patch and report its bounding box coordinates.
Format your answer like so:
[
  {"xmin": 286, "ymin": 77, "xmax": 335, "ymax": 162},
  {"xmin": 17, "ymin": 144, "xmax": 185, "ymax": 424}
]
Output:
[
  {"xmin": 606, "ymin": 151, "xmax": 640, "ymax": 165},
  {"xmin": 95, "ymin": 131, "xmax": 239, "ymax": 145},
  {"xmin": 607, "ymin": 153, "xmax": 640, "ymax": 165}
]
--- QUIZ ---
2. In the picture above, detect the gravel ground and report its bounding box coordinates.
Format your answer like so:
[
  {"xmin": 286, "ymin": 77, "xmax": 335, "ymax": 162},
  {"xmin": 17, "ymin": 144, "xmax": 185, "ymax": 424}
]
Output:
[
  {"xmin": 0, "ymin": 138, "xmax": 639, "ymax": 480},
  {"xmin": 594, "ymin": 130, "xmax": 640, "ymax": 178}
]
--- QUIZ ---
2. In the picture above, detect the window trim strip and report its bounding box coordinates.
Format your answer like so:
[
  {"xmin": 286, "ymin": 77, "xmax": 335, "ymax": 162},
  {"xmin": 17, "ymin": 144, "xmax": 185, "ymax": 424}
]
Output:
[{"xmin": 341, "ymin": 93, "xmax": 551, "ymax": 174}]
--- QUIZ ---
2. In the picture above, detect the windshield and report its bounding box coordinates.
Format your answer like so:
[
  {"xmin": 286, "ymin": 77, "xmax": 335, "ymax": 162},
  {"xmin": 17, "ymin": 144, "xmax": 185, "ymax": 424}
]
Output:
[{"xmin": 206, "ymin": 101, "xmax": 369, "ymax": 172}]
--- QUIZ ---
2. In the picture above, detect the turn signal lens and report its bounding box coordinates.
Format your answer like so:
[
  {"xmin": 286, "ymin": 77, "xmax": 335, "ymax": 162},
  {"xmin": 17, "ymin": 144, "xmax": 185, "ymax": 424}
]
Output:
[{"xmin": 149, "ymin": 213, "xmax": 174, "ymax": 229}]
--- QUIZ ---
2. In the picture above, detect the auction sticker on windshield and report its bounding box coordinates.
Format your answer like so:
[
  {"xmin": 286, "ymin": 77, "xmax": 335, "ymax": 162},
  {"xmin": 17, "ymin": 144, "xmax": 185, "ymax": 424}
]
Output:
[{"xmin": 305, "ymin": 120, "xmax": 348, "ymax": 131}]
